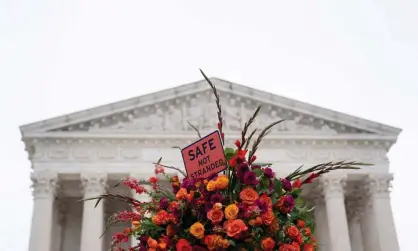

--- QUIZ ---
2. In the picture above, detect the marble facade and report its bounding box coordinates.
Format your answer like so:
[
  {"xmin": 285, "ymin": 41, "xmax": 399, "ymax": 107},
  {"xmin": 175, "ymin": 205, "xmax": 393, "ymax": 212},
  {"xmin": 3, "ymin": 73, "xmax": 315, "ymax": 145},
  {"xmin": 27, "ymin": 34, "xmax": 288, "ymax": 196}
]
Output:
[{"xmin": 20, "ymin": 78, "xmax": 401, "ymax": 251}]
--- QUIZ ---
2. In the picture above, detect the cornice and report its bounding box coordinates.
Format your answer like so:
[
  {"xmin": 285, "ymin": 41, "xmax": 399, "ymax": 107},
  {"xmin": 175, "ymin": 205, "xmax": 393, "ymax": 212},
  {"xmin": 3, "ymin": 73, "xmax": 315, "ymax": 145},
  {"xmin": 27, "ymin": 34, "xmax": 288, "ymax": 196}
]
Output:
[
  {"xmin": 22, "ymin": 131, "xmax": 397, "ymax": 144},
  {"xmin": 19, "ymin": 78, "xmax": 402, "ymax": 137}
]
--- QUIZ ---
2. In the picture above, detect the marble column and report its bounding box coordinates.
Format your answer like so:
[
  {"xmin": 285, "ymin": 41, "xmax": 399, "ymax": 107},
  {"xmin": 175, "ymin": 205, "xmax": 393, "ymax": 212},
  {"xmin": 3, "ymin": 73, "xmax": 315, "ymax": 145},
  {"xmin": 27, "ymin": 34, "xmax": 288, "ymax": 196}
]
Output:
[
  {"xmin": 80, "ymin": 173, "xmax": 107, "ymax": 251},
  {"xmin": 365, "ymin": 173, "xmax": 400, "ymax": 251},
  {"xmin": 321, "ymin": 174, "xmax": 352, "ymax": 251},
  {"xmin": 346, "ymin": 193, "xmax": 364, "ymax": 251},
  {"xmin": 28, "ymin": 171, "xmax": 58, "ymax": 251},
  {"xmin": 130, "ymin": 174, "xmax": 152, "ymax": 247},
  {"xmin": 312, "ymin": 195, "xmax": 330, "ymax": 251}
]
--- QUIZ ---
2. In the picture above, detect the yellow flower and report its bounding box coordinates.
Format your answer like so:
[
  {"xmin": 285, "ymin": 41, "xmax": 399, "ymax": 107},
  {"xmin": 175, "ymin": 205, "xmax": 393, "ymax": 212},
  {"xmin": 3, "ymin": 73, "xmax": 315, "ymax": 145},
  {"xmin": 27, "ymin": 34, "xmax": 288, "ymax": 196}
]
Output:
[
  {"xmin": 224, "ymin": 204, "xmax": 239, "ymax": 220},
  {"xmin": 190, "ymin": 222, "xmax": 205, "ymax": 239},
  {"xmin": 207, "ymin": 180, "xmax": 217, "ymax": 191},
  {"xmin": 216, "ymin": 175, "xmax": 229, "ymax": 190}
]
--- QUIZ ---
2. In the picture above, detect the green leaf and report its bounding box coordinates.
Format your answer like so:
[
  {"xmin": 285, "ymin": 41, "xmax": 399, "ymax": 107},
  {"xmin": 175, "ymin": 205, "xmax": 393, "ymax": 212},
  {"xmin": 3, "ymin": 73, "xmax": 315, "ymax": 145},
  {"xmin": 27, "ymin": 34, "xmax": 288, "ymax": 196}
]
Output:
[
  {"xmin": 224, "ymin": 148, "xmax": 236, "ymax": 160},
  {"xmin": 291, "ymin": 188, "xmax": 302, "ymax": 198},
  {"xmin": 273, "ymin": 178, "xmax": 282, "ymax": 193},
  {"xmin": 228, "ymin": 239, "xmax": 236, "ymax": 247},
  {"xmin": 253, "ymin": 168, "xmax": 263, "ymax": 177}
]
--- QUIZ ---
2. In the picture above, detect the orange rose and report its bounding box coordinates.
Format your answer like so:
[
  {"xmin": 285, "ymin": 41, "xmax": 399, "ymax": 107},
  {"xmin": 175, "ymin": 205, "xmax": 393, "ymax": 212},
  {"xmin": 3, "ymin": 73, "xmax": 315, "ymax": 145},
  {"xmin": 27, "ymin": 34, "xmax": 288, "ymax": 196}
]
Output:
[
  {"xmin": 296, "ymin": 219, "xmax": 305, "ymax": 228},
  {"xmin": 255, "ymin": 216, "xmax": 263, "ymax": 226},
  {"xmin": 176, "ymin": 239, "xmax": 192, "ymax": 251},
  {"xmin": 147, "ymin": 237, "xmax": 159, "ymax": 249},
  {"xmin": 261, "ymin": 237, "xmax": 275, "ymax": 250},
  {"xmin": 207, "ymin": 180, "xmax": 217, "ymax": 191},
  {"xmin": 132, "ymin": 220, "xmax": 140, "ymax": 230},
  {"xmin": 303, "ymin": 243, "xmax": 314, "ymax": 251},
  {"xmin": 151, "ymin": 210, "xmax": 168, "ymax": 225},
  {"xmin": 224, "ymin": 219, "xmax": 248, "ymax": 239},
  {"xmin": 304, "ymin": 227, "xmax": 311, "ymax": 236},
  {"xmin": 216, "ymin": 175, "xmax": 229, "ymax": 190},
  {"xmin": 187, "ymin": 190, "xmax": 195, "ymax": 202},
  {"xmin": 287, "ymin": 226, "xmax": 300, "ymax": 239},
  {"xmin": 279, "ymin": 244, "xmax": 298, "ymax": 251},
  {"xmin": 224, "ymin": 204, "xmax": 239, "ymax": 220},
  {"xmin": 207, "ymin": 209, "xmax": 224, "ymax": 224},
  {"xmin": 261, "ymin": 208, "xmax": 275, "ymax": 225},
  {"xmin": 176, "ymin": 188, "xmax": 188, "ymax": 200},
  {"xmin": 260, "ymin": 193, "xmax": 273, "ymax": 208},
  {"xmin": 190, "ymin": 222, "xmax": 205, "ymax": 239},
  {"xmin": 159, "ymin": 242, "xmax": 167, "ymax": 250},
  {"xmin": 239, "ymin": 187, "xmax": 259, "ymax": 205}
]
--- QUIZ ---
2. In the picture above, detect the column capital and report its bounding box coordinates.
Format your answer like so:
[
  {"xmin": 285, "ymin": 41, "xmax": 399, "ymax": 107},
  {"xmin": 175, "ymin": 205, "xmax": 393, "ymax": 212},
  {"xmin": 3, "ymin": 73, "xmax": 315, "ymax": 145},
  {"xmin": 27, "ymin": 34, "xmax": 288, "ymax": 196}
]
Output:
[
  {"xmin": 320, "ymin": 173, "xmax": 348, "ymax": 199},
  {"xmin": 80, "ymin": 173, "xmax": 108, "ymax": 195},
  {"xmin": 30, "ymin": 171, "xmax": 59, "ymax": 199},
  {"xmin": 345, "ymin": 195, "xmax": 365, "ymax": 222},
  {"xmin": 364, "ymin": 173, "xmax": 393, "ymax": 198}
]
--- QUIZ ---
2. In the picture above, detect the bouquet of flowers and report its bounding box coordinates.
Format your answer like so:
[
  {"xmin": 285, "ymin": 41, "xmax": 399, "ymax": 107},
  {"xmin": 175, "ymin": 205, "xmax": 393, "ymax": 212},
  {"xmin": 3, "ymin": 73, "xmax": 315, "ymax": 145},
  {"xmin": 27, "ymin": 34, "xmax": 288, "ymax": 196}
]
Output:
[{"xmin": 88, "ymin": 70, "xmax": 365, "ymax": 251}]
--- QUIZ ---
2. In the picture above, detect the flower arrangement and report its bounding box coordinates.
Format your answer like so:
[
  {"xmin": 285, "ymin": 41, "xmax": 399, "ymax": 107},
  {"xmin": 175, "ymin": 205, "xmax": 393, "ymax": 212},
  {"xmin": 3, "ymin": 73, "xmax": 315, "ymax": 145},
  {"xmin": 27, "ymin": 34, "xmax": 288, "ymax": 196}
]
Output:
[{"xmin": 88, "ymin": 70, "xmax": 366, "ymax": 251}]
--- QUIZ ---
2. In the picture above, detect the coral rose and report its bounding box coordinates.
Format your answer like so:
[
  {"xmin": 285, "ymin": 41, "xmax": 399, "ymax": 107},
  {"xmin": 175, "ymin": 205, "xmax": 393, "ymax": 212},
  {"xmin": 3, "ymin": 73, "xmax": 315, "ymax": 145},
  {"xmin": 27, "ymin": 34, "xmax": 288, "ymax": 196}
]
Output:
[
  {"xmin": 190, "ymin": 222, "xmax": 205, "ymax": 239},
  {"xmin": 261, "ymin": 237, "xmax": 275, "ymax": 250},
  {"xmin": 216, "ymin": 175, "xmax": 229, "ymax": 190},
  {"xmin": 224, "ymin": 219, "xmax": 248, "ymax": 239},
  {"xmin": 207, "ymin": 180, "xmax": 217, "ymax": 192},
  {"xmin": 207, "ymin": 209, "xmax": 224, "ymax": 224},
  {"xmin": 297, "ymin": 219, "xmax": 305, "ymax": 228},
  {"xmin": 287, "ymin": 226, "xmax": 300, "ymax": 239},
  {"xmin": 261, "ymin": 208, "xmax": 275, "ymax": 225},
  {"xmin": 151, "ymin": 210, "xmax": 168, "ymax": 225},
  {"xmin": 304, "ymin": 227, "xmax": 311, "ymax": 236},
  {"xmin": 292, "ymin": 242, "xmax": 301, "ymax": 251},
  {"xmin": 176, "ymin": 239, "xmax": 192, "ymax": 251},
  {"xmin": 239, "ymin": 187, "xmax": 259, "ymax": 205},
  {"xmin": 204, "ymin": 234, "xmax": 216, "ymax": 250},
  {"xmin": 279, "ymin": 244, "xmax": 299, "ymax": 251},
  {"xmin": 303, "ymin": 243, "xmax": 314, "ymax": 251},
  {"xmin": 224, "ymin": 204, "xmax": 239, "ymax": 220}
]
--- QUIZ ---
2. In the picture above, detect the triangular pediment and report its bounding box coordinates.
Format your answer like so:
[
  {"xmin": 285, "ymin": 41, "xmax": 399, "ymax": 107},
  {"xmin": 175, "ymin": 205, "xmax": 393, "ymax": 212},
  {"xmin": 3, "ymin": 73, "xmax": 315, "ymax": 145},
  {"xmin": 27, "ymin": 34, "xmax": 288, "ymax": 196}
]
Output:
[{"xmin": 20, "ymin": 78, "xmax": 401, "ymax": 137}]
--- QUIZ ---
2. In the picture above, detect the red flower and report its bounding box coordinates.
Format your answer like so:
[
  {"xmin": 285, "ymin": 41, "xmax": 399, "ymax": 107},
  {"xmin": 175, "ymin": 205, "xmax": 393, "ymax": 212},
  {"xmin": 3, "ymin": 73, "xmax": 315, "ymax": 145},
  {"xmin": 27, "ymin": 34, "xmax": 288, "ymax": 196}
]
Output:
[
  {"xmin": 149, "ymin": 177, "xmax": 158, "ymax": 184},
  {"xmin": 292, "ymin": 179, "xmax": 302, "ymax": 188},
  {"xmin": 235, "ymin": 139, "xmax": 241, "ymax": 148},
  {"xmin": 176, "ymin": 239, "xmax": 192, "ymax": 251}
]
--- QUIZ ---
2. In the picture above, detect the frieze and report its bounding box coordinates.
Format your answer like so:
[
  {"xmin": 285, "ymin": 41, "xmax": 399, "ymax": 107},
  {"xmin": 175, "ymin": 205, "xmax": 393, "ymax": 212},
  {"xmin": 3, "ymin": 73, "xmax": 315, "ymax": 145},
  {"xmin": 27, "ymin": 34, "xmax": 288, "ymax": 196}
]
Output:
[
  {"xmin": 50, "ymin": 90, "xmax": 373, "ymax": 134},
  {"xmin": 27, "ymin": 139, "xmax": 390, "ymax": 165}
]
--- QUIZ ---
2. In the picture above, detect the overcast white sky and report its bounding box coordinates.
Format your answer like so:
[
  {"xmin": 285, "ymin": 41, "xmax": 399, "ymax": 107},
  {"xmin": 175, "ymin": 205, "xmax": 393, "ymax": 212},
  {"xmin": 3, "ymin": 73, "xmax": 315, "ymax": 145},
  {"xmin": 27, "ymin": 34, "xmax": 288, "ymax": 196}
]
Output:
[{"xmin": 1, "ymin": 0, "xmax": 418, "ymax": 250}]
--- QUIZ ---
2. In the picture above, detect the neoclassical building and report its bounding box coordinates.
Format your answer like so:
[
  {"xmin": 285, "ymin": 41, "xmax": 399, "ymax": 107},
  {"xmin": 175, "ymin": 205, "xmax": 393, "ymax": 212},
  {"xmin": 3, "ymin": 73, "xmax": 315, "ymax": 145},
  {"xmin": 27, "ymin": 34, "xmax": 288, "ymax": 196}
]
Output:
[{"xmin": 20, "ymin": 78, "xmax": 401, "ymax": 251}]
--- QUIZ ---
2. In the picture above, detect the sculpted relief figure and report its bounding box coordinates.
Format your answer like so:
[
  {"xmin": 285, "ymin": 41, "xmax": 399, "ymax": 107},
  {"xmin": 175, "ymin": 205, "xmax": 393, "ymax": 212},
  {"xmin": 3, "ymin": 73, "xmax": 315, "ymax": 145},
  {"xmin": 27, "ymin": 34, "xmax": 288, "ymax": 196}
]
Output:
[
  {"xmin": 202, "ymin": 95, "xmax": 219, "ymax": 131},
  {"xmin": 147, "ymin": 108, "xmax": 165, "ymax": 131},
  {"xmin": 223, "ymin": 99, "xmax": 241, "ymax": 131},
  {"xmin": 246, "ymin": 109, "xmax": 284, "ymax": 132},
  {"xmin": 183, "ymin": 98, "xmax": 205, "ymax": 130},
  {"xmin": 165, "ymin": 105, "xmax": 183, "ymax": 132}
]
